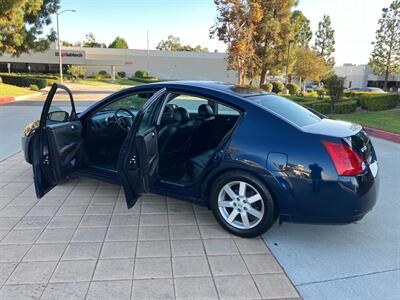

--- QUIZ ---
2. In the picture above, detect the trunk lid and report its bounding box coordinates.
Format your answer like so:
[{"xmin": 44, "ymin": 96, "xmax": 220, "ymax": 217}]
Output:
[{"xmin": 303, "ymin": 118, "xmax": 375, "ymax": 165}]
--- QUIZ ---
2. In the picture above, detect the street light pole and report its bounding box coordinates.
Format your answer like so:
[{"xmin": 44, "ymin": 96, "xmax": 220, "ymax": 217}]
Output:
[{"xmin": 56, "ymin": 9, "xmax": 76, "ymax": 84}]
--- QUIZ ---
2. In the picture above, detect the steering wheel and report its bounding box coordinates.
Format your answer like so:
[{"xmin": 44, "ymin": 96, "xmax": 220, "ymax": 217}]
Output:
[{"xmin": 114, "ymin": 108, "xmax": 135, "ymax": 132}]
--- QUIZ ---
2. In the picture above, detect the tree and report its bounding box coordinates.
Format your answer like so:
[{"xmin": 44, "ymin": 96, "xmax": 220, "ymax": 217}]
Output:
[
  {"xmin": 369, "ymin": 0, "xmax": 400, "ymax": 91},
  {"xmin": 291, "ymin": 10, "xmax": 312, "ymax": 48},
  {"xmin": 293, "ymin": 47, "xmax": 328, "ymax": 90},
  {"xmin": 83, "ymin": 32, "xmax": 106, "ymax": 48},
  {"xmin": 0, "ymin": 0, "xmax": 60, "ymax": 56},
  {"xmin": 255, "ymin": 0, "xmax": 295, "ymax": 85},
  {"xmin": 325, "ymin": 73, "xmax": 345, "ymax": 112},
  {"xmin": 313, "ymin": 15, "xmax": 335, "ymax": 68},
  {"xmin": 108, "ymin": 36, "xmax": 129, "ymax": 49},
  {"xmin": 156, "ymin": 35, "xmax": 208, "ymax": 52},
  {"xmin": 62, "ymin": 41, "xmax": 73, "ymax": 47}
]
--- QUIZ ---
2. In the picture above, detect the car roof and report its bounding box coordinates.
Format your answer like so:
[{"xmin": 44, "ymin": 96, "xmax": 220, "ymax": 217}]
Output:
[{"xmin": 143, "ymin": 81, "xmax": 269, "ymax": 98}]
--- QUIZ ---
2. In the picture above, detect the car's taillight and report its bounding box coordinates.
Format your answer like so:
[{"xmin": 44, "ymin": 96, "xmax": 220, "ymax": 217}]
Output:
[{"xmin": 322, "ymin": 141, "xmax": 365, "ymax": 176}]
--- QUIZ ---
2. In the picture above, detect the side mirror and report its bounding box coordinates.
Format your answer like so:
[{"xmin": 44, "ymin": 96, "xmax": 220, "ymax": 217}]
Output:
[{"xmin": 47, "ymin": 111, "xmax": 69, "ymax": 122}]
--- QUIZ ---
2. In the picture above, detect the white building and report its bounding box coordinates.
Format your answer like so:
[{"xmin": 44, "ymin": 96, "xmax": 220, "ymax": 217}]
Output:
[
  {"xmin": 334, "ymin": 63, "xmax": 400, "ymax": 90},
  {"xmin": 0, "ymin": 45, "xmax": 238, "ymax": 82}
]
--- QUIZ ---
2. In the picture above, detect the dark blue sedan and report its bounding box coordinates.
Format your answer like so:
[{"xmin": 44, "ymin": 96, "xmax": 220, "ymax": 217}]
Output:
[{"xmin": 22, "ymin": 81, "xmax": 379, "ymax": 237}]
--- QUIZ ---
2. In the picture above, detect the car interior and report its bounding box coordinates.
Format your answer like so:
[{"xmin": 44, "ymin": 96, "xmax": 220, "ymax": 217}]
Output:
[{"xmin": 80, "ymin": 91, "xmax": 241, "ymax": 185}]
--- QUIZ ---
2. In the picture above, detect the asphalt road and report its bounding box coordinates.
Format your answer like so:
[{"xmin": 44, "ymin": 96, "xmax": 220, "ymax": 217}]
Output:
[
  {"xmin": 263, "ymin": 137, "xmax": 400, "ymax": 300},
  {"xmin": 0, "ymin": 100, "xmax": 95, "ymax": 161}
]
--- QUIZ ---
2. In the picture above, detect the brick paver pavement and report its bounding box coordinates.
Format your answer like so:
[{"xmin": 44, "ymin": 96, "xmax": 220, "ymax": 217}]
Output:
[{"xmin": 0, "ymin": 152, "xmax": 300, "ymax": 299}]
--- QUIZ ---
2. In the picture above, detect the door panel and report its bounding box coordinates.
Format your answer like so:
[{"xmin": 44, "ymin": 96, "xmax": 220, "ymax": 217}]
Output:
[
  {"xmin": 136, "ymin": 126, "xmax": 159, "ymax": 191},
  {"xmin": 212, "ymin": 115, "xmax": 239, "ymax": 147},
  {"xmin": 32, "ymin": 84, "xmax": 83, "ymax": 198},
  {"xmin": 46, "ymin": 120, "xmax": 83, "ymax": 181}
]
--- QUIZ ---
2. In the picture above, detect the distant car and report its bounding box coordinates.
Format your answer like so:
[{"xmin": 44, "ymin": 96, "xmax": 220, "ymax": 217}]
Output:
[
  {"xmin": 22, "ymin": 82, "xmax": 379, "ymax": 237},
  {"xmin": 351, "ymin": 87, "xmax": 386, "ymax": 93}
]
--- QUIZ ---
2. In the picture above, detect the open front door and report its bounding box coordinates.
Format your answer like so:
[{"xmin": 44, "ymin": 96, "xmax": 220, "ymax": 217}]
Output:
[
  {"xmin": 32, "ymin": 84, "xmax": 84, "ymax": 198},
  {"xmin": 118, "ymin": 88, "xmax": 166, "ymax": 208}
]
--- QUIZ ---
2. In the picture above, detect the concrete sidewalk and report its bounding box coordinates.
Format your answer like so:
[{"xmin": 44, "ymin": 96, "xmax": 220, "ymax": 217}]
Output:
[{"xmin": 0, "ymin": 153, "xmax": 300, "ymax": 300}]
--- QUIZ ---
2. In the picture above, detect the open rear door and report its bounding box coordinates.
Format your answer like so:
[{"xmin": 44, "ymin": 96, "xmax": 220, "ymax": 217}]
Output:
[
  {"xmin": 117, "ymin": 88, "xmax": 166, "ymax": 208},
  {"xmin": 32, "ymin": 84, "xmax": 84, "ymax": 198}
]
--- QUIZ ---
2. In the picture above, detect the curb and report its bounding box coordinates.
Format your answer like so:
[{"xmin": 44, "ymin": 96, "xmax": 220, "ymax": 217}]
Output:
[
  {"xmin": 364, "ymin": 127, "xmax": 400, "ymax": 143},
  {"xmin": 0, "ymin": 92, "xmax": 42, "ymax": 105}
]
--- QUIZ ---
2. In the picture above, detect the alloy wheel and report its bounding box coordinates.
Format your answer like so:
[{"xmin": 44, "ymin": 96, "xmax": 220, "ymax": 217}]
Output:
[{"xmin": 218, "ymin": 181, "xmax": 264, "ymax": 230}]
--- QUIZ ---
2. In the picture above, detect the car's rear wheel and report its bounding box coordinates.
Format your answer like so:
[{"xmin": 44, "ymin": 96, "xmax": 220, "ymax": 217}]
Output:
[{"xmin": 210, "ymin": 171, "xmax": 276, "ymax": 237}]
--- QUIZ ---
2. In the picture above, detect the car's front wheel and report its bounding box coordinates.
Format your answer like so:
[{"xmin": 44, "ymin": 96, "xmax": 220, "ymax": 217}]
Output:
[{"xmin": 210, "ymin": 171, "xmax": 276, "ymax": 237}]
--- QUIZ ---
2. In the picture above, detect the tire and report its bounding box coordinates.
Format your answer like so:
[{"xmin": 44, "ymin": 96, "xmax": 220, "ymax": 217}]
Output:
[{"xmin": 210, "ymin": 171, "xmax": 276, "ymax": 238}]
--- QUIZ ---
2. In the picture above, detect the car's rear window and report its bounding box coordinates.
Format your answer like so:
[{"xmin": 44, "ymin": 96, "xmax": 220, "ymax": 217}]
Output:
[{"xmin": 249, "ymin": 95, "xmax": 321, "ymax": 127}]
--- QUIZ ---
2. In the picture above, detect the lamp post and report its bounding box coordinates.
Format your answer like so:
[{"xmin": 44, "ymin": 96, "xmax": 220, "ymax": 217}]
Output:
[
  {"xmin": 56, "ymin": 9, "xmax": 76, "ymax": 84},
  {"xmin": 284, "ymin": 40, "xmax": 294, "ymax": 94}
]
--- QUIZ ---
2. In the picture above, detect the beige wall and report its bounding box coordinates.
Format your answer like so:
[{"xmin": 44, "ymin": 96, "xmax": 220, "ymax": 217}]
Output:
[{"xmin": 0, "ymin": 46, "xmax": 238, "ymax": 82}]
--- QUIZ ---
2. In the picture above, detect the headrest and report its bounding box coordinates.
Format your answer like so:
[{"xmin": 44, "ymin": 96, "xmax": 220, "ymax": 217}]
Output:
[
  {"xmin": 173, "ymin": 107, "xmax": 190, "ymax": 124},
  {"xmin": 198, "ymin": 104, "xmax": 214, "ymax": 118}
]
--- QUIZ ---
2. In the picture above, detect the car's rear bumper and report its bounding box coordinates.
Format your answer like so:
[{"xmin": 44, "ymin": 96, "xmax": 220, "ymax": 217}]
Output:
[{"xmin": 280, "ymin": 161, "xmax": 379, "ymax": 225}]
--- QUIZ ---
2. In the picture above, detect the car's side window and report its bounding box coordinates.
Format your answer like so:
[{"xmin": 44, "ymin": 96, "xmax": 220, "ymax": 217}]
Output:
[
  {"xmin": 47, "ymin": 90, "xmax": 74, "ymax": 125},
  {"xmin": 100, "ymin": 92, "xmax": 155, "ymax": 112},
  {"xmin": 217, "ymin": 103, "xmax": 240, "ymax": 116},
  {"xmin": 168, "ymin": 95, "xmax": 209, "ymax": 113},
  {"xmin": 138, "ymin": 98, "xmax": 160, "ymax": 135}
]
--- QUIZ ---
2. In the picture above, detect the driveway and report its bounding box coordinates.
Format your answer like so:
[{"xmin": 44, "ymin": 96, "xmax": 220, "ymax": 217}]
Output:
[
  {"xmin": 0, "ymin": 153, "xmax": 300, "ymax": 300},
  {"xmin": 263, "ymin": 137, "xmax": 400, "ymax": 300}
]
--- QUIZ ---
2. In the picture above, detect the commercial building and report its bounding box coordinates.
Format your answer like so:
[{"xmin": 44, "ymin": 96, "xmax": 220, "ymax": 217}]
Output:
[
  {"xmin": 334, "ymin": 63, "xmax": 400, "ymax": 90},
  {"xmin": 0, "ymin": 45, "xmax": 237, "ymax": 82}
]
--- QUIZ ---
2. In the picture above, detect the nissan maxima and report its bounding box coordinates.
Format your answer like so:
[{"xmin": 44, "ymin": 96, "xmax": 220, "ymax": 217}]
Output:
[{"xmin": 22, "ymin": 82, "xmax": 379, "ymax": 237}]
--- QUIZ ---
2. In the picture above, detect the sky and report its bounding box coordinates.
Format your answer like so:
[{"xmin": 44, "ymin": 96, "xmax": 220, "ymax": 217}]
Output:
[{"xmin": 51, "ymin": 0, "xmax": 393, "ymax": 66}]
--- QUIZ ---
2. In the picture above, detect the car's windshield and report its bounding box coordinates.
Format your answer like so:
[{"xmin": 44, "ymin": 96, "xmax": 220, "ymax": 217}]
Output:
[{"xmin": 248, "ymin": 95, "xmax": 321, "ymax": 127}]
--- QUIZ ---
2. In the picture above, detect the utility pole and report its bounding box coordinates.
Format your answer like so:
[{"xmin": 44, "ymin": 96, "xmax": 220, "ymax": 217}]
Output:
[{"xmin": 56, "ymin": 9, "xmax": 76, "ymax": 84}]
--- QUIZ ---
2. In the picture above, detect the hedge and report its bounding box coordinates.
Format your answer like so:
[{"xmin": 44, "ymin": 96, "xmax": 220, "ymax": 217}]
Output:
[
  {"xmin": 333, "ymin": 101, "xmax": 358, "ymax": 114},
  {"xmin": 1, "ymin": 75, "xmax": 46, "ymax": 89},
  {"xmin": 260, "ymin": 82, "xmax": 273, "ymax": 92},
  {"xmin": 360, "ymin": 94, "xmax": 399, "ymax": 111},
  {"xmin": 129, "ymin": 76, "xmax": 160, "ymax": 83},
  {"xmin": 304, "ymin": 101, "xmax": 330, "ymax": 114}
]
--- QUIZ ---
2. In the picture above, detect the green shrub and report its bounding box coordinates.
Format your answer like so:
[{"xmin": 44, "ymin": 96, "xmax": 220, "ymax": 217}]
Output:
[
  {"xmin": 333, "ymin": 101, "xmax": 358, "ymax": 114},
  {"xmin": 305, "ymin": 91, "xmax": 318, "ymax": 98},
  {"xmin": 98, "ymin": 70, "xmax": 108, "ymax": 76},
  {"xmin": 325, "ymin": 74, "xmax": 345, "ymax": 101},
  {"xmin": 286, "ymin": 83, "xmax": 300, "ymax": 95},
  {"xmin": 317, "ymin": 88, "xmax": 327, "ymax": 99},
  {"xmin": 272, "ymin": 81, "xmax": 284, "ymax": 94},
  {"xmin": 361, "ymin": 94, "xmax": 399, "ymax": 111},
  {"xmin": 134, "ymin": 70, "xmax": 149, "ymax": 78},
  {"xmin": 260, "ymin": 82, "xmax": 273, "ymax": 92},
  {"xmin": 30, "ymin": 84, "xmax": 39, "ymax": 91},
  {"xmin": 0, "ymin": 75, "xmax": 46, "ymax": 89},
  {"xmin": 117, "ymin": 71, "xmax": 126, "ymax": 78},
  {"xmin": 304, "ymin": 101, "xmax": 330, "ymax": 114},
  {"xmin": 306, "ymin": 88, "xmax": 314, "ymax": 93},
  {"xmin": 67, "ymin": 66, "xmax": 86, "ymax": 82},
  {"xmin": 343, "ymin": 90, "xmax": 355, "ymax": 98}
]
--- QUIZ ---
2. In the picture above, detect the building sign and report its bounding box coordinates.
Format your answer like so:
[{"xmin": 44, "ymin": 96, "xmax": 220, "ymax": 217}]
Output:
[
  {"xmin": 125, "ymin": 60, "xmax": 133, "ymax": 64},
  {"xmin": 55, "ymin": 51, "xmax": 84, "ymax": 58}
]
